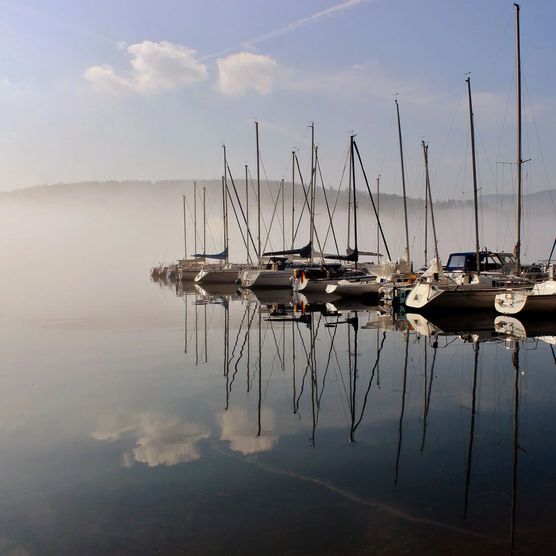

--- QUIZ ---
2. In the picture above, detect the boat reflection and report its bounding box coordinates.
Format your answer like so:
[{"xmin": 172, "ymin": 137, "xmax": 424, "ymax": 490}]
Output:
[{"xmin": 152, "ymin": 278, "xmax": 556, "ymax": 553}]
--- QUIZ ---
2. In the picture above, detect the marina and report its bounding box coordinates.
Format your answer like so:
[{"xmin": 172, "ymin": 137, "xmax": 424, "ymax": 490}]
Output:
[{"xmin": 3, "ymin": 1, "xmax": 556, "ymax": 554}]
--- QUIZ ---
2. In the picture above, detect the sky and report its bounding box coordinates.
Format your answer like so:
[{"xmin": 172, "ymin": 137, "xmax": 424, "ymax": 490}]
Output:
[{"xmin": 0, "ymin": 0, "xmax": 555, "ymax": 200}]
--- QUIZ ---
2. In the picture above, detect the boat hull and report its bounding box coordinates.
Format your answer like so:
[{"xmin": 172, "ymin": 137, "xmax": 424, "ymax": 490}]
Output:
[
  {"xmin": 495, "ymin": 291, "xmax": 556, "ymax": 314},
  {"xmin": 406, "ymin": 283, "xmax": 505, "ymax": 311},
  {"xmin": 326, "ymin": 279, "xmax": 380, "ymax": 298},
  {"xmin": 239, "ymin": 269, "xmax": 292, "ymax": 289},
  {"xmin": 178, "ymin": 268, "xmax": 203, "ymax": 281},
  {"xmin": 194, "ymin": 268, "xmax": 240, "ymax": 284},
  {"xmin": 293, "ymin": 277, "xmax": 337, "ymax": 293}
]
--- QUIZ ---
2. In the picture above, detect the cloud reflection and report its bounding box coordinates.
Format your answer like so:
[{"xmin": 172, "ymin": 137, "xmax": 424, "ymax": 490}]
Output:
[
  {"xmin": 92, "ymin": 412, "xmax": 209, "ymax": 467},
  {"xmin": 218, "ymin": 407, "xmax": 278, "ymax": 455}
]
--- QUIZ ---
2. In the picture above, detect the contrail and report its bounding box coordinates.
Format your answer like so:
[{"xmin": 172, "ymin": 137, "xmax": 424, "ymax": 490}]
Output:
[{"xmin": 243, "ymin": 0, "xmax": 366, "ymax": 49}]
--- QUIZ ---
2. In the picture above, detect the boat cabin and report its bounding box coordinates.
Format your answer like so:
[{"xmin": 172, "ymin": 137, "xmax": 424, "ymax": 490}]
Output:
[{"xmin": 444, "ymin": 251, "xmax": 516, "ymax": 274}]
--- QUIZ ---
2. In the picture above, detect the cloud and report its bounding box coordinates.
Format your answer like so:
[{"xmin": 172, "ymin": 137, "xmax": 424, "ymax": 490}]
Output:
[
  {"xmin": 84, "ymin": 40, "xmax": 208, "ymax": 94},
  {"xmin": 92, "ymin": 412, "xmax": 210, "ymax": 467},
  {"xmin": 218, "ymin": 407, "xmax": 278, "ymax": 455},
  {"xmin": 216, "ymin": 52, "xmax": 279, "ymax": 96},
  {"xmin": 243, "ymin": 0, "xmax": 365, "ymax": 49}
]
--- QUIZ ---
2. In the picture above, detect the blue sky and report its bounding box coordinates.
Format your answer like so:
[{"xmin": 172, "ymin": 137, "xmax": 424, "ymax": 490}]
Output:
[{"xmin": 0, "ymin": 0, "xmax": 555, "ymax": 200}]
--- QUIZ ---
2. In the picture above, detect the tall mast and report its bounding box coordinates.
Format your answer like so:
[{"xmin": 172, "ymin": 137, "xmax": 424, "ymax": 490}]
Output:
[
  {"xmin": 347, "ymin": 148, "xmax": 352, "ymax": 251},
  {"xmin": 255, "ymin": 121, "xmax": 261, "ymax": 261},
  {"xmin": 424, "ymin": 159, "xmax": 429, "ymax": 265},
  {"xmin": 350, "ymin": 135, "xmax": 358, "ymax": 269},
  {"xmin": 193, "ymin": 181, "xmax": 197, "ymax": 255},
  {"xmin": 291, "ymin": 151, "xmax": 295, "ymax": 250},
  {"xmin": 466, "ymin": 77, "xmax": 481, "ymax": 274},
  {"xmin": 222, "ymin": 176, "xmax": 229, "ymax": 264},
  {"xmin": 395, "ymin": 99, "xmax": 411, "ymax": 265},
  {"xmin": 223, "ymin": 145, "xmax": 229, "ymax": 264},
  {"xmin": 422, "ymin": 141, "xmax": 439, "ymax": 264},
  {"xmin": 376, "ymin": 175, "xmax": 381, "ymax": 264},
  {"xmin": 182, "ymin": 194, "xmax": 187, "ymax": 259},
  {"xmin": 245, "ymin": 164, "xmax": 250, "ymax": 264},
  {"xmin": 515, "ymin": 2, "xmax": 522, "ymax": 275},
  {"xmin": 281, "ymin": 178, "xmax": 285, "ymax": 250},
  {"xmin": 203, "ymin": 186, "xmax": 206, "ymax": 255},
  {"xmin": 309, "ymin": 122, "xmax": 315, "ymax": 263}
]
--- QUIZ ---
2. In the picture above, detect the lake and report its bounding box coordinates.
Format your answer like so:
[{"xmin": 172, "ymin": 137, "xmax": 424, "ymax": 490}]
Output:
[{"xmin": 1, "ymin": 274, "xmax": 555, "ymax": 555}]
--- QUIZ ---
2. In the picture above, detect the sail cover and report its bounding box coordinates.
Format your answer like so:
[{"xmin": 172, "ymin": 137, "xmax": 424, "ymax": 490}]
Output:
[
  {"xmin": 317, "ymin": 248, "xmax": 380, "ymax": 262},
  {"xmin": 263, "ymin": 242, "xmax": 312, "ymax": 259},
  {"xmin": 319, "ymin": 248, "xmax": 359, "ymax": 262},
  {"xmin": 193, "ymin": 247, "xmax": 228, "ymax": 260}
]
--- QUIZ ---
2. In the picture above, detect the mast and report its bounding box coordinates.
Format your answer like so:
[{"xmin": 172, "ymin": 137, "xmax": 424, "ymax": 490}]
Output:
[
  {"xmin": 395, "ymin": 99, "xmax": 411, "ymax": 265},
  {"xmin": 466, "ymin": 77, "xmax": 481, "ymax": 274},
  {"xmin": 422, "ymin": 141, "xmax": 439, "ymax": 264},
  {"xmin": 203, "ymin": 186, "xmax": 206, "ymax": 255},
  {"xmin": 309, "ymin": 122, "xmax": 315, "ymax": 263},
  {"xmin": 182, "ymin": 194, "xmax": 187, "ymax": 260},
  {"xmin": 347, "ymin": 148, "xmax": 352, "ymax": 252},
  {"xmin": 245, "ymin": 164, "xmax": 250, "ymax": 264},
  {"xmin": 281, "ymin": 178, "xmax": 285, "ymax": 250},
  {"xmin": 376, "ymin": 175, "xmax": 381, "ymax": 264},
  {"xmin": 255, "ymin": 121, "xmax": 261, "ymax": 261},
  {"xmin": 222, "ymin": 176, "xmax": 229, "ymax": 264},
  {"xmin": 350, "ymin": 135, "xmax": 358, "ymax": 269},
  {"xmin": 424, "ymin": 161, "xmax": 428, "ymax": 265},
  {"xmin": 514, "ymin": 2, "xmax": 522, "ymax": 275},
  {"xmin": 193, "ymin": 181, "xmax": 198, "ymax": 256},
  {"xmin": 291, "ymin": 151, "xmax": 296, "ymax": 250},
  {"xmin": 223, "ymin": 145, "xmax": 229, "ymax": 264}
]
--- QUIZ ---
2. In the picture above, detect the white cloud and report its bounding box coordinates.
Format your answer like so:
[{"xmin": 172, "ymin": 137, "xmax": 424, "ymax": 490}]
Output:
[
  {"xmin": 84, "ymin": 65, "xmax": 134, "ymax": 94},
  {"xmin": 92, "ymin": 412, "xmax": 210, "ymax": 467},
  {"xmin": 216, "ymin": 52, "xmax": 279, "ymax": 96},
  {"xmin": 84, "ymin": 40, "xmax": 208, "ymax": 94}
]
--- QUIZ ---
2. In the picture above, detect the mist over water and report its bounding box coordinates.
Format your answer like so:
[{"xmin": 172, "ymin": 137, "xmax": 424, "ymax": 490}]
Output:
[{"xmin": 1, "ymin": 180, "xmax": 553, "ymax": 296}]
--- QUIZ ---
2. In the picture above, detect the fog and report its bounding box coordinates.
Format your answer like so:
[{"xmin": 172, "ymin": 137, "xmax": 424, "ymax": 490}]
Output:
[{"xmin": 1, "ymin": 179, "xmax": 553, "ymax": 317}]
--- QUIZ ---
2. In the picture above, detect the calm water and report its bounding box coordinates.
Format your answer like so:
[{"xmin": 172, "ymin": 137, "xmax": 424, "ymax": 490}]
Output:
[{"xmin": 1, "ymin": 274, "xmax": 556, "ymax": 556}]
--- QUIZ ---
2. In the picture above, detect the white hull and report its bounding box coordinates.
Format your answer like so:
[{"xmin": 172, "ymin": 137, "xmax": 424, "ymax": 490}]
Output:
[
  {"xmin": 495, "ymin": 280, "xmax": 556, "ymax": 314},
  {"xmin": 179, "ymin": 268, "xmax": 203, "ymax": 281},
  {"xmin": 239, "ymin": 269, "xmax": 292, "ymax": 289},
  {"xmin": 326, "ymin": 278, "xmax": 380, "ymax": 297},
  {"xmin": 194, "ymin": 268, "xmax": 240, "ymax": 284},
  {"xmin": 406, "ymin": 283, "xmax": 506, "ymax": 311},
  {"xmin": 292, "ymin": 277, "xmax": 337, "ymax": 293}
]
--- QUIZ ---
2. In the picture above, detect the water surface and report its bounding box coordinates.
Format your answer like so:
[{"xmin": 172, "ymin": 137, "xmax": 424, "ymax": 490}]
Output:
[{"xmin": 1, "ymin": 275, "xmax": 555, "ymax": 555}]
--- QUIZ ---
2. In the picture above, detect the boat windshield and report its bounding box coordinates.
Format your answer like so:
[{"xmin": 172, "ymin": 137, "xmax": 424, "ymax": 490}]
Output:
[{"xmin": 445, "ymin": 254, "xmax": 467, "ymax": 271}]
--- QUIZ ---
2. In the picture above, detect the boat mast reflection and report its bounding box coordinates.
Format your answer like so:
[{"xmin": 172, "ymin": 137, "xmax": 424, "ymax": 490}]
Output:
[
  {"xmin": 463, "ymin": 339, "xmax": 480, "ymax": 519},
  {"xmin": 419, "ymin": 335, "xmax": 437, "ymax": 453},
  {"xmin": 394, "ymin": 332, "xmax": 409, "ymax": 486}
]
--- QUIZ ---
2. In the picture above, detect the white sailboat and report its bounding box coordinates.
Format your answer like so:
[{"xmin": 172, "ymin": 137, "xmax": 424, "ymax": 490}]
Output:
[
  {"xmin": 407, "ymin": 14, "xmax": 533, "ymax": 313},
  {"xmin": 495, "ymin": 265, "xmax": 556, "ymax": 314}
]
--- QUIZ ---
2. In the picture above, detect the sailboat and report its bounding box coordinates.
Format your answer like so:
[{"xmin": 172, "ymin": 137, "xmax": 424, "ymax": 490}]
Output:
[
  {"xmin": 195, "ymin": 147, "xmax": 249, "ymax": 285},
  {"xmin": 177, "ymin": 182, "xmax": 211, "ymax": 281},
  {"xmin": 290, "ymin": 133, "xmax": 372, "ymax": 293},
  {"xmin": 406, "ymin": 15, "xmax": 533, "ymax": 313},
  {"xmin": 328, "ymin": 104, "xmax": 415, "ymax": 300},
  {"xmin": 495, "ymin": 264, "xmax": 556, "ymax": 314},
  {"xmin": 238, "ymin": 124, "xmax": 313, "ymax": 288}
]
